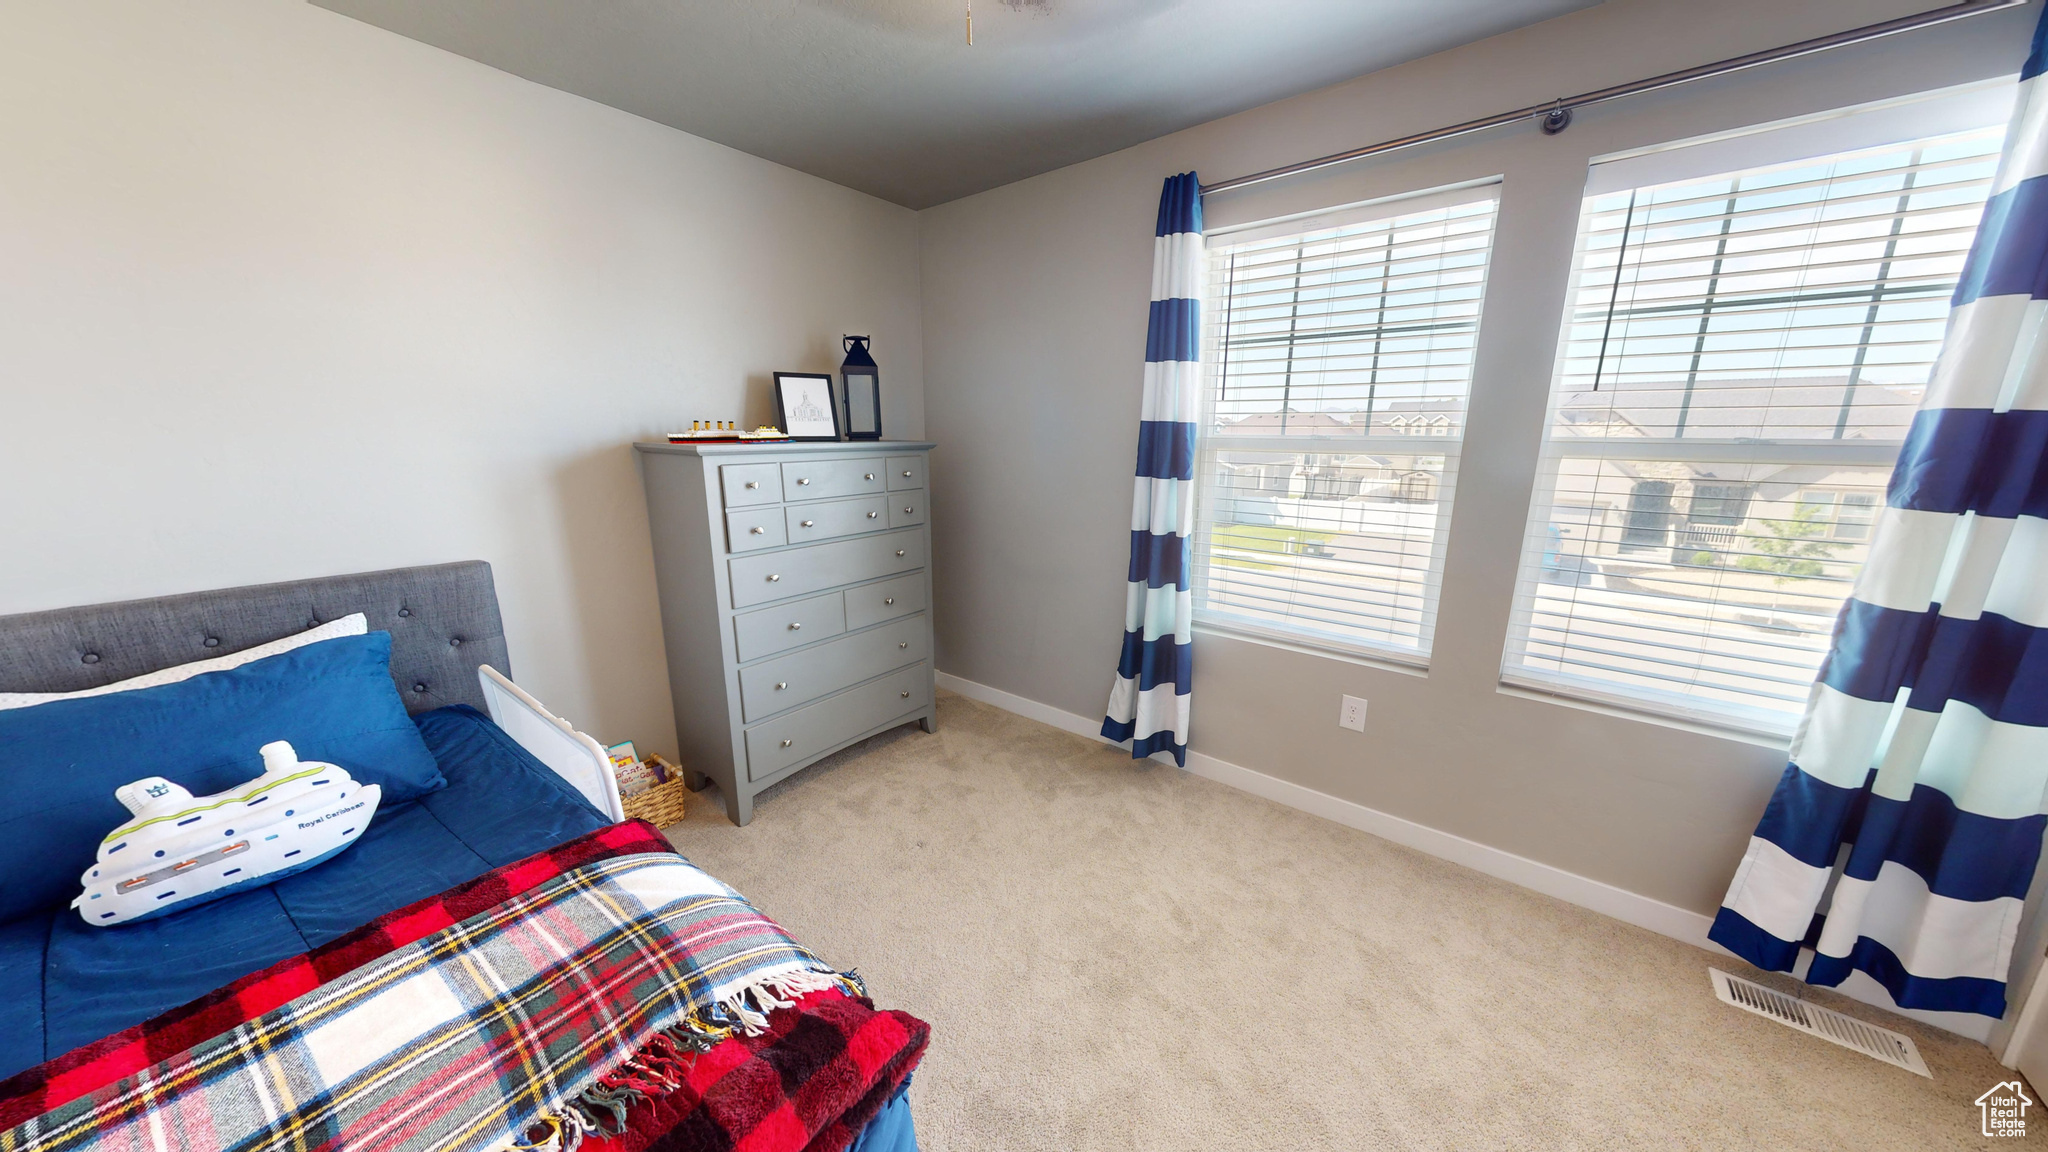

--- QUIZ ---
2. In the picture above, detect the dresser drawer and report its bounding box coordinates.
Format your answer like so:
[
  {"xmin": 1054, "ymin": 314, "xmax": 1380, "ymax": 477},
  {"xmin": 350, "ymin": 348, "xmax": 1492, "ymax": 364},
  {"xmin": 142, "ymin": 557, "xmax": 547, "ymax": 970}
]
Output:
[
  {"xmin": 732, "ymin": 592, "xmax": 845, "ymax": 662},
  {"xmin": 888, "ymin": 490, "xmax": 927, "ymax": 529},
  {"xmin": 721, "ymin": 463, "xmax": 782, "ymax": 508},
  {"xmin": 738, "ymin": 614, "xmax": 928, "ymax": 721},
  {"xmin": 781, "ymin": 458, "xmax": 887, "ymax": 502},
  {"xmin": 728, "ymin": 529, "xmax": 925, "ymax": 609},
  {"xmin": 744, "ymin": 662, "xmax": 930, "ymax": 781},
  {"xmin": 785, "ymin": 496, "xmax": 888, "ymax": 544},
  {"xmin": 844, "ymin": 573, "xmax": 925, "ymax": 630},
  {"xmin": 887, "ymin": 456, "xmax": 926, "ymax": 491},
  {"xmin": 725, "ymin": 508, "xmax": 787, "ymax": 553}
]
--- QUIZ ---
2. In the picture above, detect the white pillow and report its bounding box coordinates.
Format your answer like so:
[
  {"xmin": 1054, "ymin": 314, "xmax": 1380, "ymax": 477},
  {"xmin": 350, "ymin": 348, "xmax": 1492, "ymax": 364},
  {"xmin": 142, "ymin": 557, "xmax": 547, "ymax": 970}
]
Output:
[{"xmin": 0, "ymin": 613, "xmax": 369, "ymax": 711}]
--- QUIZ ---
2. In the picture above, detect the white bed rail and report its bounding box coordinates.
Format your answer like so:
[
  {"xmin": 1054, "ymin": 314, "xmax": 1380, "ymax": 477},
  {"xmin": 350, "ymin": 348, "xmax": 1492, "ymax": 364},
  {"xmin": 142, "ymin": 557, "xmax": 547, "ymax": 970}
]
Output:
[{"xmin": 477, "ymin": 665, "xmax": 625, "ymax": 822}]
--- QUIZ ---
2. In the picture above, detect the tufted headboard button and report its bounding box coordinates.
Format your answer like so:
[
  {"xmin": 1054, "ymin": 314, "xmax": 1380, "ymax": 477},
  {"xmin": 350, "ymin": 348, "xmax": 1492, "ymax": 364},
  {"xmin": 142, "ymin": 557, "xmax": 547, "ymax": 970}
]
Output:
[
  {"xmin": 413, "ymin": 683, "xmax": 428, "ymax": 694},
  {"xmin": 449, "ymin": 637, "xmax": 462, "ymax": 648},
  {"xmin": 397, "ymin": 608, "xmax": 412, "ymax": 618},
  {"xmin": 81, "ymin": 653, "xmax": 100, "ymax": 665},
  {"xmin": 203, "ymin": 637, "xmax": 221, "ymax": 648}
]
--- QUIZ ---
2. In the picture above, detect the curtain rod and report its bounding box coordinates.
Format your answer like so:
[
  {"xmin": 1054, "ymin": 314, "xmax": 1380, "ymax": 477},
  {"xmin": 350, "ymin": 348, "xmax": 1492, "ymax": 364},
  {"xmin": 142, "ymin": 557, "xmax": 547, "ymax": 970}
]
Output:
[{"xmin": 1200, "ymin": 0, "xmax": 2027, "ymax": 196}]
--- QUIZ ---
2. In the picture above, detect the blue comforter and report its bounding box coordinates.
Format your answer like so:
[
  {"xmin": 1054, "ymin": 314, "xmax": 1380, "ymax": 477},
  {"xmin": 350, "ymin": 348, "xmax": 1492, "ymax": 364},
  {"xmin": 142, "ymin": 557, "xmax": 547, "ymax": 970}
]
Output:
[
  {"xmin": 0, "ymin": 704, "xmax": 921, "ymax": 1152},
  {"xmin": 0, "ymin": 705, "xmax": 610, "ymax": 1080}
]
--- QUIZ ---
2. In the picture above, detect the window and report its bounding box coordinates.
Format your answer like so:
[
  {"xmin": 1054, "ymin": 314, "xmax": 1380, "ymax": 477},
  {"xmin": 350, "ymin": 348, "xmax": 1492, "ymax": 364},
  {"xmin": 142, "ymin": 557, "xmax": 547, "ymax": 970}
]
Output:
[
  {"xmin": 1796, "ymin": 490, "xmax": 1883, "ymax": 540},
  {"xmin": 1502, "ymin": 122, "xmax": 2004, "ymax": 735},
  {"xmin": 1192, "ymin": 188, "xmax": 1499, "ymax": 662}
]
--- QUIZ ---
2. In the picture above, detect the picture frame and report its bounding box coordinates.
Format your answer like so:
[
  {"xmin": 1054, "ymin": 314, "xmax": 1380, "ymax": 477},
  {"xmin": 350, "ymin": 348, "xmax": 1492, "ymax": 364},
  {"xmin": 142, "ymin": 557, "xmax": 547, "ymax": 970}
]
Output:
[{"xmin": 772, "ymin": 371, "xmax": 842, "ymax": 441}]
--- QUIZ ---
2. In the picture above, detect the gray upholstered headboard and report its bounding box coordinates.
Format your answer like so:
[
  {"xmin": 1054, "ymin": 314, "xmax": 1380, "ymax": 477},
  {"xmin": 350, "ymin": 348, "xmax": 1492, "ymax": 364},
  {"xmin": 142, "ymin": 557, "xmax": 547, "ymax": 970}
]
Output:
[{"xmin": 0, "ymin": 562, "xmax": 509, "ymax": 714}]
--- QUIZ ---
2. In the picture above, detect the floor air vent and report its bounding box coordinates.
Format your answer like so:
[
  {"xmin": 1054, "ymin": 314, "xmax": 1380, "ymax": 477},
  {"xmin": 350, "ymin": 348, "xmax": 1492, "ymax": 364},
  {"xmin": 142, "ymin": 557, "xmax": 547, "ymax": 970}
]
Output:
[{"xmin": 1709, "ymin": 968, "xmax": 1930, "ymax": 1077}]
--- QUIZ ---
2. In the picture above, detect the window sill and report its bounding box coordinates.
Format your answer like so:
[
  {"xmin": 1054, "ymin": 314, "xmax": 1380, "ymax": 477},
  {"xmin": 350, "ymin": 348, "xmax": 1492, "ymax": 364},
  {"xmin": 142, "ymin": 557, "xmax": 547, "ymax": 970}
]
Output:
[
  {"xmin": 1494, "ymin": 679, "xmax": 1795, "ymax": 751},
  {"xmin": 1192, "ymin": 618, "xmax": 1430, "ymax": 678}
]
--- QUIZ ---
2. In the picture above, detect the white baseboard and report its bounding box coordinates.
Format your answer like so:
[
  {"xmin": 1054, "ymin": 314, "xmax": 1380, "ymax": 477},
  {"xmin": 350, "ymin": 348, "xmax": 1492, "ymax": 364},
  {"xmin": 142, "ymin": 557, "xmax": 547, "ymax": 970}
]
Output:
[{"xmin": 934, "ymin": 670, "xmax": 1992, "ymax": 1043}]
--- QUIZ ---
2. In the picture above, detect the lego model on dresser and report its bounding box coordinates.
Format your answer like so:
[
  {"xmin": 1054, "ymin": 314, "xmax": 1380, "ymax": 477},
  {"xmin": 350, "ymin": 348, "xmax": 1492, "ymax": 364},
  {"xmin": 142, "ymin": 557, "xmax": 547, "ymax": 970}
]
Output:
[{"xmin": 635, "ymin": 440, "xmax": 937, "ymax": 825}]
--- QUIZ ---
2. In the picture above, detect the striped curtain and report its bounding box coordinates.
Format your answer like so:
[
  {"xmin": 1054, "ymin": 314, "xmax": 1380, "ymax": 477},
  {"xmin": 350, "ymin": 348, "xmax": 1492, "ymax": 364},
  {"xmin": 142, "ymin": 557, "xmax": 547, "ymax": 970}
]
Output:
[
  {"xmin": 1102, "ymin": 172, "xmax": 1202, "ymax": 767},
  {"xmin": 1711, "ymin": 17, "xmax": 2048, "ymax": 1019}
]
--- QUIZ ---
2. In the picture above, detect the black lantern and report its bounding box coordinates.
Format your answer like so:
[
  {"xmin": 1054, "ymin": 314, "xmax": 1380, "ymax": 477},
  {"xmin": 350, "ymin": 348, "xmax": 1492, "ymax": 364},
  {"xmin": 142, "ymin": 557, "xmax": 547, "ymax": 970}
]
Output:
[{"xmin": 839, "ymin": 336, "xmax": 881, "ymax": 441}]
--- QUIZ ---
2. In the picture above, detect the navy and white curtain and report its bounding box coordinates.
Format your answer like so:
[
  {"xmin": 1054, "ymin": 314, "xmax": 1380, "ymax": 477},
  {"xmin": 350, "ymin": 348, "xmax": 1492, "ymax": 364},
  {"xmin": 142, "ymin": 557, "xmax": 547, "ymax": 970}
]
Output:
[
  {"xmin": 1711, "ymin": 16, "xmax": 2048, "ymax": 1019},
  {"xmin": 1103, "ymin": 173, "xmax": 1201, "ymax": 767}
]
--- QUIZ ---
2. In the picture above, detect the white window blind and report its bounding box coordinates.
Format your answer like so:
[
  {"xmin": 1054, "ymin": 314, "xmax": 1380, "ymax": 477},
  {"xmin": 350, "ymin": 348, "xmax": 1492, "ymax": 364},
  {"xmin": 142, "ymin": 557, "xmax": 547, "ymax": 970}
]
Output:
[
  {"xmin": 1193, "ymin": 190, "xmax": 1498, "ymax": 662},
  {"xmin": 1502, "ymin": 123, "xmax": 2004, "ymax": 735}
]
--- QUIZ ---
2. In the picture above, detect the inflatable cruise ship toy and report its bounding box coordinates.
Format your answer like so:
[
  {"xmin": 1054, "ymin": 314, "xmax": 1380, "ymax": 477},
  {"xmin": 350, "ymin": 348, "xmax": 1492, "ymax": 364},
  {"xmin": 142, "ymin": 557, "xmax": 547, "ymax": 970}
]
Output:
[{"xmin": 73, "ymin": 741, "xmax": 381, "ymax": 926}]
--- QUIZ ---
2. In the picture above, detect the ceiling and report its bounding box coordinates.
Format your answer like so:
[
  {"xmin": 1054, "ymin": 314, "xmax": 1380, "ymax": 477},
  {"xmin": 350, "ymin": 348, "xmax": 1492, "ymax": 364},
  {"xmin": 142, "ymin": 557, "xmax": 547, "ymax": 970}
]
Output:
[{"xmin": 312, "ymin": 0, "xmax": 1599, "ymax": 209}]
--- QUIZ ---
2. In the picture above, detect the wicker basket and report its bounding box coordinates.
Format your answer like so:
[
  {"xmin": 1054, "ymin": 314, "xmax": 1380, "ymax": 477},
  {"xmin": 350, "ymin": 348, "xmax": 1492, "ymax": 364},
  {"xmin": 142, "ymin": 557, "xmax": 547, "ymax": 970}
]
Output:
[{"xmin": 621, "ymin": 775, "xmax": 691, "ymax": 827}]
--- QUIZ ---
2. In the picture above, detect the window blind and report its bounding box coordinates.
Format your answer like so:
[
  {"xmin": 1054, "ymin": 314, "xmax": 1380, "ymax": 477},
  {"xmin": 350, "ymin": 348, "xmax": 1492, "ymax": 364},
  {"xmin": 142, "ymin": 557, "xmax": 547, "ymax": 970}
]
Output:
[
  {"xmin": 1501, "ymin": 124, "xmax": 2004, "ymax": 733},
  {"xmin": 1193, "ymin": 191, "xmax": 1498, "ymax": 661}
]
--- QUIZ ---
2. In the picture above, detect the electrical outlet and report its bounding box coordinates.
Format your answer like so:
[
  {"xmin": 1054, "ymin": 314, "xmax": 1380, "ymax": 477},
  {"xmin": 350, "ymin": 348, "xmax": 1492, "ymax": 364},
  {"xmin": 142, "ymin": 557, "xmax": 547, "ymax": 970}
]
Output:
[{"xmin": 1339, "ymin": 695, "xmax": 1367, "ymax": 732}]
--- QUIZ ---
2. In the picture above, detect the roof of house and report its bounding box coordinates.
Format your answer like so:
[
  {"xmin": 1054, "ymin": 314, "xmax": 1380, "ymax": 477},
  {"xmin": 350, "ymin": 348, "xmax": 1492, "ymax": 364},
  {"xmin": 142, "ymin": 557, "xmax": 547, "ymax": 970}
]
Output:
[
  {"xmin": 1553, "ymin": 376, "xmax": 1920, "ymax": 442},
  {"xmin": 1210, "ymin": 377, "xmax": 1922, "ymax": 442},
  {"xmin": 1211, "ymin": 399, "xmax": 1463, "ymax": 436}
]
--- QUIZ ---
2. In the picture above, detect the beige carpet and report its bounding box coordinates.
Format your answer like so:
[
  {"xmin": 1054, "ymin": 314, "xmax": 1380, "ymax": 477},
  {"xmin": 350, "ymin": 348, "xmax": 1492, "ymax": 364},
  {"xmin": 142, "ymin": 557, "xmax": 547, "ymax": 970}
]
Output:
[{"xmin": 662, "ymin": 691, "xmax": 2035, "ymax": 1149}]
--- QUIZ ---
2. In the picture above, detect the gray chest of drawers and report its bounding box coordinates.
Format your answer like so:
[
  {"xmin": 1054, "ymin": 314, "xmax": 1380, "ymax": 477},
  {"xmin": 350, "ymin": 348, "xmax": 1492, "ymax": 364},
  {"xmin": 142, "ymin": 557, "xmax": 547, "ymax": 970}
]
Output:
[{"xmin": 635, "ymin": 440, "xmax": 937, "ymax": 825}]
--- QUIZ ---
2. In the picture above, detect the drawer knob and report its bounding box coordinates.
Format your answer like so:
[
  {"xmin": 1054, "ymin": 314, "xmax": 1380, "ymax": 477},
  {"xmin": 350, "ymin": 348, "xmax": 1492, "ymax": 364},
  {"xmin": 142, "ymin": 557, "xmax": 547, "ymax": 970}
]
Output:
[
  {"xmin": 900, "ymin": 690, "xmax": 911, "ymax": 699},
  {"xmin": 902, "ymin": 470, "xmax": 912, "ymax": 478},
  {"xmin": 800, "ymin": 519, "xmax": 815, "ymax": 527},
  {"xmin": 781, "ymin": 738, "xmax": 793, "ymax": 748},
  {"xmin": 864, "ymin": 473, "xmax": 876, "ymax": 481},
  {"xmin": 750, "ymin": 526, "xmax": 765, "ymax": 535},
  {"xmin": 767, "ymin": 574, "xmax": 780, "ymax": 582},
  {"xmin": 884, "ymin": 597, "xmax": 895, "ymax": 605},
  {"xmin": 745, "ymin": 481, "xmax": 759, "ymax": 489},
  {"xmin": 797, "ymin": 477, "xmax": 811, "ymax": 485},
  {"xmin": 868, "ymin": 511, "xmax": 879, "ymax": 519},
  {"xmin": 899, "ymin": 641, "xmax": 908, "ymax": 649},
  {"xmin": 904, "ymin": 506, "xmax": 914, "ymax": 514},
  {"xmin": 788, "ymin": 622, "xmax": 802, "ymax": 631},
  {"xmin": 895, "ymin": 550, "xmax": 906, "ymax": 557},
  {"xmin": 775, "ymin": 681, "xmax": 788, "ymax": 690}
]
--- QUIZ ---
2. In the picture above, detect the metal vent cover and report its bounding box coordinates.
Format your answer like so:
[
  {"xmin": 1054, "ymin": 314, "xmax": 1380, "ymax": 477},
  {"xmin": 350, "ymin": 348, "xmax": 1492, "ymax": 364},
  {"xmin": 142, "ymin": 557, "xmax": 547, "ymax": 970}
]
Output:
[{"xmin": 1710, "ymin": 968, "xmax": 1930, "ymax": 1077}]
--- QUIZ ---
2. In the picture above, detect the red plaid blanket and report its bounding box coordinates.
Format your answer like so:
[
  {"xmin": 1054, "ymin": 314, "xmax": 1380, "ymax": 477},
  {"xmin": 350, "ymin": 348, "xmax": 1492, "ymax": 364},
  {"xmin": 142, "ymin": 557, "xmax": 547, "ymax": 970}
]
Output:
[
  {"xmin": 0, "ymin": 822, "xmax": 926, "ymax": 1152},
  {"xmin": 568, "ymin": 989, "xmax": 925, "ymax": 1152}
]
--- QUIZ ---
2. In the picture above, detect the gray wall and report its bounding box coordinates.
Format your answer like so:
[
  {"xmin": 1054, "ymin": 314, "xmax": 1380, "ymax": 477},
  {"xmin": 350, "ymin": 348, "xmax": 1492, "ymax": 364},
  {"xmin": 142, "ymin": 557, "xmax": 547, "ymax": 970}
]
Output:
[
  {"xmin": 0, "ymin": 0, "xmax": 922, "ymax": 756},
  {"xmin": 918, "ymin": 0, "xmax": 2037, "ymax": 916}
]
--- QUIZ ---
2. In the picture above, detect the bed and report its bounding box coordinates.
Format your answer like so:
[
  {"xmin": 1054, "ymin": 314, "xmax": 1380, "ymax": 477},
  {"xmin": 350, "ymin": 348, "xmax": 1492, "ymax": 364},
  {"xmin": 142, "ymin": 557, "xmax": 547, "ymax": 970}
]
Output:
[{"xmin": 0, "ymin": 562, "xmax": 924, "ymax": 1152}]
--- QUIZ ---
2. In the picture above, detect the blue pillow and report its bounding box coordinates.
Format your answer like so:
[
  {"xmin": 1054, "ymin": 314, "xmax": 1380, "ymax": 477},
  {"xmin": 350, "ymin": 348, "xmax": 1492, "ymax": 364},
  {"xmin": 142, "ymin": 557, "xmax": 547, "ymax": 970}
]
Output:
[{"xmin": 0, "ymin": 632, "xmax": 444, "ymax": 923}]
